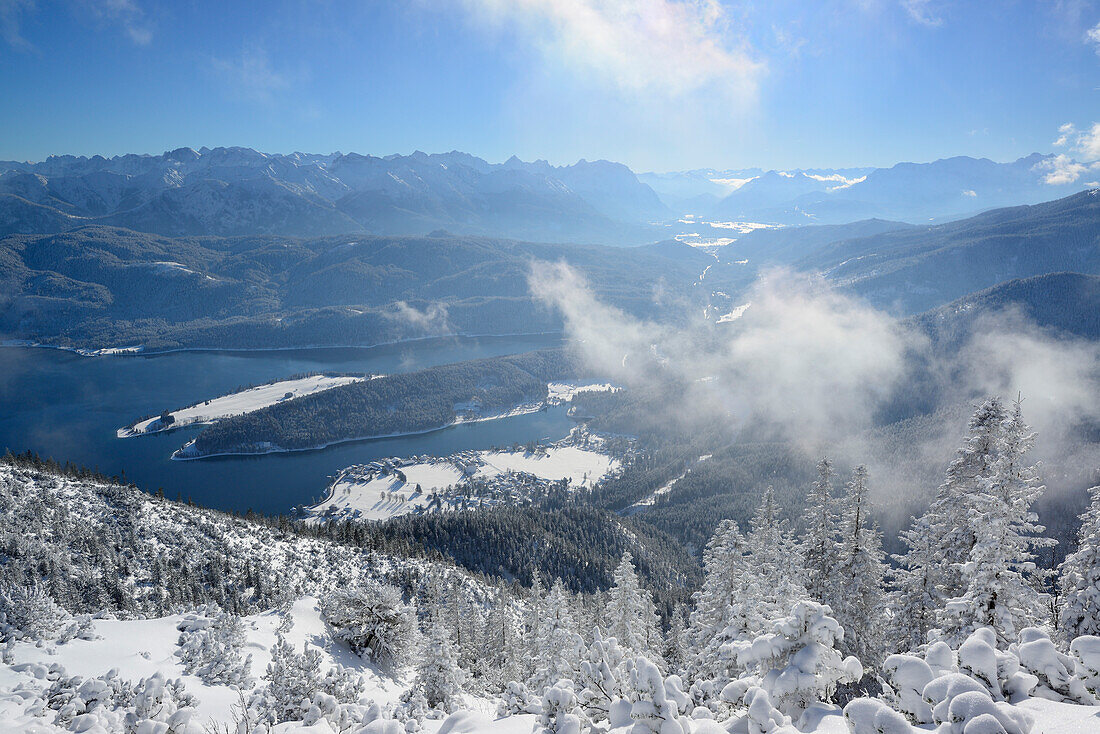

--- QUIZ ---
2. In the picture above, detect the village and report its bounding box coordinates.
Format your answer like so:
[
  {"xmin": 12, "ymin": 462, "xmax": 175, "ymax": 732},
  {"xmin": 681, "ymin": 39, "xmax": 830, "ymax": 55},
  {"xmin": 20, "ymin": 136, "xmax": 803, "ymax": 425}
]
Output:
[{"xmin": 304, "ymin": 428, "xmax": 628, "ymax": 523}]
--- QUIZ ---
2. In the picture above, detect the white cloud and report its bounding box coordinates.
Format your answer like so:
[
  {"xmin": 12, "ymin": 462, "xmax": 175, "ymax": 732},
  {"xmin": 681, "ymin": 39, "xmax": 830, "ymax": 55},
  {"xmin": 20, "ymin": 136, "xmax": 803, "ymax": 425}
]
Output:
[
  {"xmin": 902, "ymin": 0, "xmax": 943, "ymax": 27},
  {"xmin": 212, "ymin": 47, "xmax": 292, "ymax": 103},
  {"xmin": 1077, "ymin": 121, "xmax": 1100, "ymax": 161},
  {"xmin": 386, "ymin": 301, "xmax": 451, "ymax": 334},
  {"xmin": 1088, "ymin": 20, "xmax": 1100, "ymax": 53},
  {"xmin": 962, "ymin": 189, "xmax": 976, "ymax": 197},
  {"xmin": 458, "ymin": 0, "xmax": 762, "ymax": 98},
  {"xmin": 1054, "ymin": 122, "xmax": 1076, "ymax": 147},
  {"xmin": 1034, "ymin": 154, "xmax": 1087, "ymax": 185}
]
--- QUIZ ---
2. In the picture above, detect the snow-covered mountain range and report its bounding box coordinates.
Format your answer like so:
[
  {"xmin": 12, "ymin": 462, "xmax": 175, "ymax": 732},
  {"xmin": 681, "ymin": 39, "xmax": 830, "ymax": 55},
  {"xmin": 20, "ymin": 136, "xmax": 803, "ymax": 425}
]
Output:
[{"xmin": 0, "ymin": 148, "xmax": 1093, "ymax": 244}]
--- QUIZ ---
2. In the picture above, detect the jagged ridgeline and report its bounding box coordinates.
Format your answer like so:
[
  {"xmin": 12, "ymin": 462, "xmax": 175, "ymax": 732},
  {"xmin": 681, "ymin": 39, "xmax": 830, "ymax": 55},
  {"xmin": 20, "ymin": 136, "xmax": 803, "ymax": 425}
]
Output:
[{"xmin": 185, "ymin": 348, "xmax": 582, "ymax": 457}]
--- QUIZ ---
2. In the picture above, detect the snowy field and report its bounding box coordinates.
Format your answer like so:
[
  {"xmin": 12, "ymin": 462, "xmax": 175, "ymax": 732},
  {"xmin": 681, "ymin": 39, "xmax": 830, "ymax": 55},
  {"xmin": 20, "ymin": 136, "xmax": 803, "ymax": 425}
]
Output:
[
  {"xmin": 1, "ymin": 602, "xmax": 1096, "ymax": 734},
  {"xmin": 308, "ymin": 444, "xmax": 620, "ymax": 522},
  {"xmin": 117, "ymin": 374, "xmax": 365, "ymax": 437},
  {"xmin": 545, "ymin": 381, "xmax": 620, "ymax": 404},
  {"xmin": 0, "ymin": 597, "xmax": 510, "ymax": 734}
]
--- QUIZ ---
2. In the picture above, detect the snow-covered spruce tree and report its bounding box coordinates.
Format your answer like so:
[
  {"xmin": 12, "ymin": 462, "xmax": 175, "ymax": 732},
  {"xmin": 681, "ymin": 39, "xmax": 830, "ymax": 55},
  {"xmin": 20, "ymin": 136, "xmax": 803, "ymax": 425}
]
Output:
[
  {"xmin": 521, "ymin": 575, "xmax": 546, "ymax": 682},
  {"xmin": 802, "ymin": 457, "xmax": 841, "ymax": 608},
  {"xmin": 446, "ymin": 581, "xmax": 486, "ymax": 682},
  {"xmin": 744, "ymin": 486, "xmax": 807, "ymax": 625},
  {"xmin": 665, "ymin": 604, "xmax": 688, "ymax": 675},
  {"xmin": 175, "ymin": 609, "xmax": 253, "ymax": 686},
  {"xmin": 484, "ymin": 592, "xmax": 524, "ymax": 693},
  {"xmin": 726, "ymin": 600, "xmax": 863, "ymax": 719},
  {"xmin": 320, "ymin": 581, "xmax": 417, "ymax": 673},
  {"xmin": 405, "ymin": 612, "xmax": 465, "ymax": 715},
  {"xmin": 604, "ymin": 552, "xmax": 664, "ymax": 667},
  {"xmin": 1059, "ymin": 483, "xmax": 1100, "ymax": 641},
  {"xmin": 685, "ymin": 519, "xmax": 748, "ymax": 681},
  {"xmin": 832, "ymin": 465, "xmax": 888, "ymax": 668},
  {"xmin": 888, "ymin": 515, "xmax": 942, "ymax": 653},
  {"xmin": 939, "ymin": 400, "xmax": 1054, "ymax": 647},
  {"xmin": 928, "ymin": 397, "xmax": 1010, "ymax": 602},
  {"xmin": 529, "ymin": 578, "xmax": 586, "ymax": 694}
]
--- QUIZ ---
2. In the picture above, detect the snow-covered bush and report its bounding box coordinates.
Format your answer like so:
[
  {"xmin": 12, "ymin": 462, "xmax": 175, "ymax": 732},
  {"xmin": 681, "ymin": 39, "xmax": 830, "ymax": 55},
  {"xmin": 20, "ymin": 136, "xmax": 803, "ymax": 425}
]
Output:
[
  {"xmin": 175, "ymin": 608, "xmax": 254, "ymax": 686},
  {"xmin": 257, "ymin": 635, "xmax": 326, "ymax": 724},
  {"xmin": 320, "ymin": 582, "xmax": 417, "ymax": 673},
  {"xmin": 731, "ymin": 685, "xmax": 794, "ymax": 734},
  {"xmin": 43, "ymin": 668, "xmax": 201, "ymax": 733},
  {"xmin": 1013, "ymin": 627, "xmax": 1093, "ymax": 704},
  {"xmin": 537, "ymin": 679, "xmax": 584, "ymax": 734},
  {"xmin": 1070, "ymin": 635, "xmax": 1100, "ymax": 700},
  {"xmin": 621, "ymin": 655, "xmax": 693, "ymax": 734},
  {"xmin": 0, "ymin": 584, "xmax": 73, "ymax": 642},
  {"xmin": 497, "ymin": 680, "xmax": 540, "ymax": 717},
  {"xmin": 880, "ymin": 654, "xmax": 934, "ymax": 723},
  {"xmin": 726, "ymin": 601, "xmax": 862, "ymax": 717}
]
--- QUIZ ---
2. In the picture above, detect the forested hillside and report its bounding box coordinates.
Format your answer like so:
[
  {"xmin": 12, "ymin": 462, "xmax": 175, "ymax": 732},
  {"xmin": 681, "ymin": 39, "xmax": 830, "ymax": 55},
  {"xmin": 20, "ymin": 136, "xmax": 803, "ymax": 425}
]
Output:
[
  {"xmin": 796, "ymin": 189, "xmax": 1100, "ymax": 313},
  {"xmin": 0, "ymin": 226, "xmax": 714, "ymax": 350}
]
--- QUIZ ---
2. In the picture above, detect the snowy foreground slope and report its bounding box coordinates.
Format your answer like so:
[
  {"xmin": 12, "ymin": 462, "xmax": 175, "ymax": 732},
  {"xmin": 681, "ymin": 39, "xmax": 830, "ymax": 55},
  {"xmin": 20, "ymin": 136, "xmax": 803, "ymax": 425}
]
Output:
[{"xmin": 4, "ymin": 392, "xmax": 1100, "ymax": 734}]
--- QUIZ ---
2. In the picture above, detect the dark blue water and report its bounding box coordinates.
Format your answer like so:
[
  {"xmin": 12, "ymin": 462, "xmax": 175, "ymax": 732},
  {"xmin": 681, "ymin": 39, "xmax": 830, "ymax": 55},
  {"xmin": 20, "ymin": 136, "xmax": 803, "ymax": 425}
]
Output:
[{"xmin": 0, "ymin": 335, "xmax": 575, "ymax": 515}]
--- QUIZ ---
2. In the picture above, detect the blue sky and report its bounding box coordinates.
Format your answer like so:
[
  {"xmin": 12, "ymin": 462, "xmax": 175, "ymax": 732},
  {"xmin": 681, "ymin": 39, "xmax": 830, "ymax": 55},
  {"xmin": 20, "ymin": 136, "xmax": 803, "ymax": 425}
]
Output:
[{"xmin": 1, "ymin": 0, "xmax": 1098, "ymax": 171}]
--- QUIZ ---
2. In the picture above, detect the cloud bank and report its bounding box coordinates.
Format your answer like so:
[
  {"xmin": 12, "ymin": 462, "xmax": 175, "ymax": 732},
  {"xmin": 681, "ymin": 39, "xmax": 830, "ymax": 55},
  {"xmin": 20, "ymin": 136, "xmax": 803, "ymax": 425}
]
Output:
[{"xmin": 530, "ymin": 262, "xmax": 1100, "ymax": 507}]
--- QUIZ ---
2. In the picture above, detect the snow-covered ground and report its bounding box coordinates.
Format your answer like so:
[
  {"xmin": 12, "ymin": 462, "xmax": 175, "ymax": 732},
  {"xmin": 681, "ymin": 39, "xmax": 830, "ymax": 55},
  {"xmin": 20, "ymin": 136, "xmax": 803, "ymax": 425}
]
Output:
[
  {"xmin": 545, "ymin": 381, "xmax": 620, "ymax": 405},
  {"xmin": 308, "ymin": 442, "xmax": 620, "ymax": 523},
  {"xmin": 118, "ymin": 374, "xmax": 366, "ymax": 438},
  {"xmin": 0, "ymin": 597, "xmax": 505, "ymax": 734}
]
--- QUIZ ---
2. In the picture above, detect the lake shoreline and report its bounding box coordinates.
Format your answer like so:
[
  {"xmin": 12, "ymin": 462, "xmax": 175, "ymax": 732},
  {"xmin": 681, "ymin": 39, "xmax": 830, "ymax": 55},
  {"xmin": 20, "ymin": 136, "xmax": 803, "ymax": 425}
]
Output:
[
  {"xmin": 170, "ymin": 403, "xmax": 555, "ymax": 461},
  {"xmin": 1, "ymin": 330, "xmax": 564, "ymax": 359}
]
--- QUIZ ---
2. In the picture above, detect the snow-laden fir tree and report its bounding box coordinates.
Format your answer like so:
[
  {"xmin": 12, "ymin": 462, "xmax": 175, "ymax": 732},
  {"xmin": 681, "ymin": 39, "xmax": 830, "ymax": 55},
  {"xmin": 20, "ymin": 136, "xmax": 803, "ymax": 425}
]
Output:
[
  {"xmin": 483, "ymin": 591, "xmax": 524, "ymax": 692},
  {"xmin": 744, "ymin": 486, "xmax": 807, "ymax": 625},
  {"xmin": 725, "ymin": 601, "xmax": 863, "ymax": 719},
  {"xmin": 405, "ymin": 612, "xmax": 465, "ymax": 714},
  {"xmin": 576, "ymin": 627, "xmax": 629, "ymax": 724},
  {"xmin": 939, "ymin": 399, "xmax": 1054, "ymax": 647},
  {"xmin": 529, "ymin": 578, "xmax": 585, "ymax": 694},
  {"xmin": 928, "ymin": 397, "xmax": 1009, "ymax": 602},
  {"xmin": 1059, "ymin": 483, "xmax": 1100, "ymax": 640},
  {"xmin": 802, "ymin": 457, "xmax": 841, "ymax": 608},
  {"xmin": 685, "ymin": 518, "xmax": 747, "ymax": 680},
  {"xmin": 832, "ymin": 465, "xmax": 888, "ymax": 667},
  {"xmin": 446, "ymin": 582, "xmax": 486, "ymax": 682},
  {"xmin": 603, "ymin": 552, "xmax": 664, "ymax": 667},
  {"xmin": 664, "ymin": 604, "xmax": 687, "ymax": 675},
  {"xmin": 888, "ymin": 515, "xmax": 942, "ymax": 652},
  {"xmin": 522, "ymin": 575, "xmax": 546, "ymax": 682}
]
